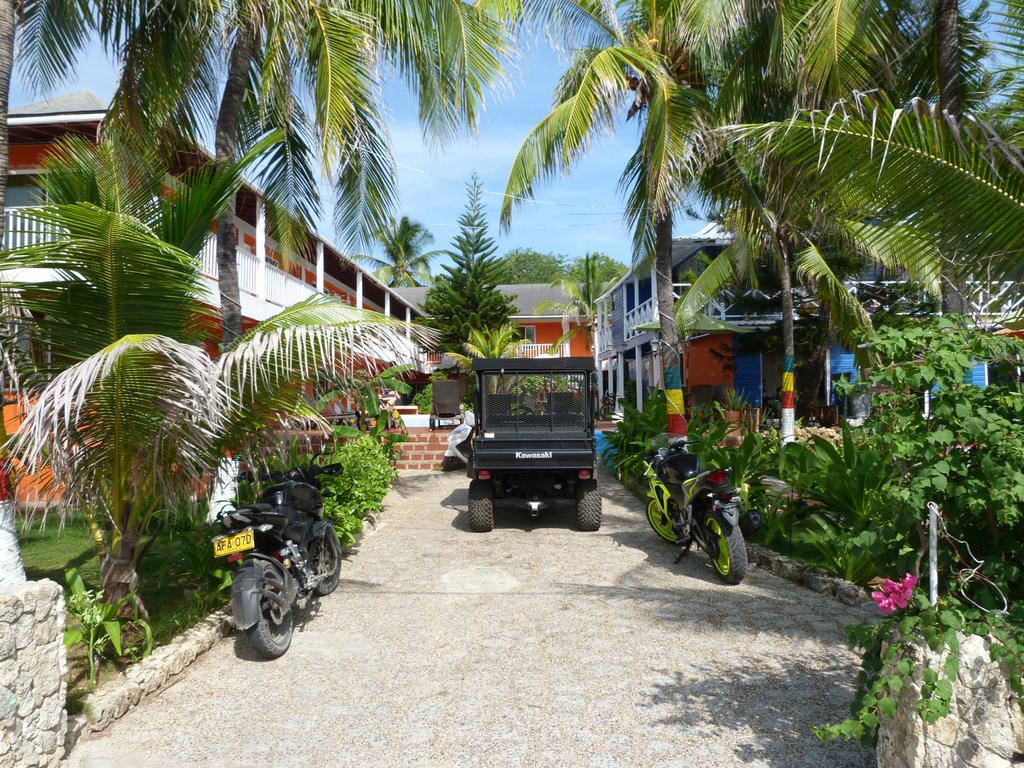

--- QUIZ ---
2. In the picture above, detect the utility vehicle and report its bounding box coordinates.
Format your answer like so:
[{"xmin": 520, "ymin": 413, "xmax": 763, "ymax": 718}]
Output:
[{"xmin": 466, "ymin": 358, "xmax": 601, "ymax": 532}]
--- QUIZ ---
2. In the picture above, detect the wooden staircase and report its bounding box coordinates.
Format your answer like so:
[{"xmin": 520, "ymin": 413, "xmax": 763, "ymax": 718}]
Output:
[{"xmin": 394, "ymin": 428, "xmax": 452, "ymax": 471}]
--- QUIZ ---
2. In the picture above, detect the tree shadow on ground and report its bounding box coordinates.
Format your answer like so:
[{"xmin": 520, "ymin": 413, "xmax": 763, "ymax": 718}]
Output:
[{"xmin": 642, "ymin": 660, "xmax": 876, "ymax": 768}]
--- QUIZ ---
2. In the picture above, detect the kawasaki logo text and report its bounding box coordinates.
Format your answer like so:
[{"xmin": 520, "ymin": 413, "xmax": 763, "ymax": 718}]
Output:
[{"xmin": 515, "ymin": 451, "xmax": 552, "ymax": 459}]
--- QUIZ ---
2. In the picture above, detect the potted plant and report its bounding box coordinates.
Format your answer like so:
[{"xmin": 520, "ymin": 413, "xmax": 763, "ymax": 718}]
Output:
[{"xmin": 722, "ymin": 388, "xmax": 748, "ymax": 442}]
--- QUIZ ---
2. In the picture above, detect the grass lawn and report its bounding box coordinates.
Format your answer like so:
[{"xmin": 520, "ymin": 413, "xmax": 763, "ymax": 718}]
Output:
[{"xmin": 21, "ymin": 518, "xmax": 230, "ymax": 703}]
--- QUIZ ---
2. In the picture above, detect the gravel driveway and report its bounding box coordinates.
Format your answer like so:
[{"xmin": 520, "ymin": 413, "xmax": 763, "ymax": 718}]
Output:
[{"xmin": 70, "ymin": 469, "xmax": 875, "ymax": 768}]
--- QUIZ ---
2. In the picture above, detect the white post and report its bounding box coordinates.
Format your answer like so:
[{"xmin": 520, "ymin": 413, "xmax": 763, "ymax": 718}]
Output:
[
  {"xmin": 928, "ymin": 501, "xmax": 939, "ymax": 606},
  {"xmin": 384, "ymin": 290, "xmax": 391, "ymax": 318},
  {"xmin": 255, "ymin": 200, "xmax": 266, "ymax": 301},
  {"xmin": 315, "ymin": 241, "xmax": 325, "ymax": 293},
  {"xmin": 635, "ymin": 345, "xmax": 643, "ymax": 411},
  {"xmin": 650, "ymin": 264, "xmax": 657, "ymax": 315},
  {"xmin": 633, "ymin": 277, "xmax": 640, "ymax": 319},
  {"xmin": 824, "ymin": 347, "xmax": 832, "ymax": 406},
  {"xmin": 653, "ymin": 349, "xmax": 662, "ymax": 390},
  {"xmin": 405, "ymin": 306, "xmax": 411, "ymax": 339},
  {"xmin": 616, "ymin": 351, "xmax": 625, "ymax": 412},
  {"xmin": 356, "ymin": 270, "xmax": 364, "ymax": 309},
  {"xmin": 597, "ymin": 358, "xmax": 605, "ymax": 402}
]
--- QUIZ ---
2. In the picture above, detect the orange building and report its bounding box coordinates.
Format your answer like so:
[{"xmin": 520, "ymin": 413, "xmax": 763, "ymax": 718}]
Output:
[{"xmin": 394, "ymin": 283, "xmax": 593, "ymax": 363}]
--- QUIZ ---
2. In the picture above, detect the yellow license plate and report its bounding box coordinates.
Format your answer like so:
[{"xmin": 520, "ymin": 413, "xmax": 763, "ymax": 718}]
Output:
[{"xmin": 212, "ymin": 528, "xmax": 255, "ymax": 557}]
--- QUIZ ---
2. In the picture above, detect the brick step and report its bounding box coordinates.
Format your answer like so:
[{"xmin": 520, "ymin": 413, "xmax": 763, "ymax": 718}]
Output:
[{"xmin": 396, "ymin": 461, "xmax": 442, "ymax": 470}]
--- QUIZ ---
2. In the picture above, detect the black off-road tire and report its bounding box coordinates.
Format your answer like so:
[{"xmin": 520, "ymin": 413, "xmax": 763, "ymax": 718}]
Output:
[
  {"xmin": 575, "ymin": 478, "xmax": 602, "ymax": 531},
  {"xmin": 468, "ymin": 480, "xmax": 494, "ymax": 532},
  {"xmin": 716, "ymin": 526, "xmax": 748, "ymax": 585},
  {"xmin": 314, "ymin": 526, "xmax": 342, "ymax": 597}
]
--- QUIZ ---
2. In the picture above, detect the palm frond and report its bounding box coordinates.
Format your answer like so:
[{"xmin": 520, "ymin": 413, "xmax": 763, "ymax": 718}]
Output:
[
  {"xmin": 794, "ymin": 240, "xmax": 871, "ymax": 348},
  {"xmin": 732, "ymin": 95, "xmax": 1024, "ymax": 281}
]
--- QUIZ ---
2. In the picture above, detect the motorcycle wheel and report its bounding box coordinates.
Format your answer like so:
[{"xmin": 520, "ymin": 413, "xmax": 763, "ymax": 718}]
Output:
[
  {"xmin": 314, "ymin": 527, "xmax": 343, "ymax": 597},
  {"xmin": 244, "ymin": 565, "xmax": 293, "ymax": 658},
  {"xmin": 646, "ymin": 498, "xmax": 680, "ymax": 543},
  {"xmin": 705, "ymin": 518, "xmax": 747, "ymax": 585}
]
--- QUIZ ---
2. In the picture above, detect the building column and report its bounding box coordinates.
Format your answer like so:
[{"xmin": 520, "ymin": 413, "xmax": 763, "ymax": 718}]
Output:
[
  {"xmin": 255, "ymin": 200, "xmax": 266, "ymax": 301},
  {"xmin": 384, "ymin": 290, "xmax": 391, "ymax": 318},
  {"xmin": 597, "ymin": 358, "xmax": 605, "ymax": 403},
  {"xmin": 653, "ymin": 349, "xmax": 662, "ymax": 391},
  {"xmin": 616, "ymin": 351, "xmax": 625, "ymax": 412},
  {"xmin": 405, "ymin": 306, "xmax": 411, "ymax": 339},
  {"xmin": 356, "ymin": 270, "xmax": 364, "ymax": 309},
  {"xmin": 635, "ymin": 345, "xmax": 643, "ymax": 411},
  {"xmin": 650, "ymin": 264, "xmax": 658, "ymax": 315},
  {"xmin": 315, "ymin": 241, "xmax": 325, "ymax": 293},
  {"xmin": 824, "ymin": 347, "xmax": 832, "ymax": 406}
]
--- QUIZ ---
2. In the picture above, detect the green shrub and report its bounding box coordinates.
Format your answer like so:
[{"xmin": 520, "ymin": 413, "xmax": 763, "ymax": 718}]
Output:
[
  {"xmin": 413, "ymin": 384, "xmax": 432, "ymax": 413},
  {"xmin": 600, "ymin": 391, "xmax": 667, "ymax": 486},
  {"xmin": 64, "ymin": 568, "xmax": 152, "ymax": 687},
  {"xmin": 318, "ymin": 435, "xmax": 396, "ymax": 547}
]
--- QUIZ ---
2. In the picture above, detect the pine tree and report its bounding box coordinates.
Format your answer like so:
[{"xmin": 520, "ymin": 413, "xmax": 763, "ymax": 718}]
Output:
[{"xmin": 421, "ymin": 173, "xmax": 515, "ymax": 351}]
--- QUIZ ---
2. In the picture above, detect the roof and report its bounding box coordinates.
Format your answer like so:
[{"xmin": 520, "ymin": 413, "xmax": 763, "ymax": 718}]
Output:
[
  {"xmin": 10, "ymin": 90, "xmax": 107, "ymax": 117},
  {"xmin": 394, "ymin": 283, "xmax": 569, "ymax": 317}
]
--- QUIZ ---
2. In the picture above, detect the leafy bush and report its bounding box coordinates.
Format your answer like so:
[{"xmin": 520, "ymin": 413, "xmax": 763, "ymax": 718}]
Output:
[
  {"xmin": 64, "ymin": 568, "xmax": 152, "ymax": 686},
  {"xmin": 600, "ymin": 391, "xmax": 667, "ymax": 485},
  {"xmin": 413, "ymin": 384, "xmax": 432, "ymax": 413},
  {"xmin": 318, "ymin": 435, "xmax": 396, "ymax": 547}
]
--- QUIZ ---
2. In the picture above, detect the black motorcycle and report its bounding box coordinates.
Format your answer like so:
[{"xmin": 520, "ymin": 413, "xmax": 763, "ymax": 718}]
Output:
[
  {"xmin": 213, "ymin": 462, "xmax": 344, "ymax": 658},
  {"xmin": 642, "ymin": 441, "xmax": 762, "ymax": 584}
]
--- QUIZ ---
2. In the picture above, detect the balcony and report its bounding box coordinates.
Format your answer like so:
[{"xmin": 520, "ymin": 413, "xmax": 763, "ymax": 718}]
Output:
[
  {"xmin": 520, "ymin": 342, "xmax": 569, "ymax": 358},
  {"xmin": 623, "ymin": 297, "xmax": 656, "ymax": 342}
]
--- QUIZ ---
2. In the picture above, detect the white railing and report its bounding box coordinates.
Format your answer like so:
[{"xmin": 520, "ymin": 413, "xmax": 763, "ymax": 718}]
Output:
[
  {"xmin": 624, "ymin": 297, "xmax": 656, "ymax": 341},
  {"xmin": 4, "ymin": 207, "xmax": 56, "ymax": 251},
  {"xmin": 237, "ymin": 249, "xmax": 260, "ymax": 295},
  {"xmin": 520, "ymin": 343, "xmax": 570, "ymax": 358},
  {"xmin": 596, "ymin": 325, "xmax": 613, "ymax": 356},
  {"xmin": 265, "ymin": 263, "xmax": 288, "ymax": 305},
  {"xmin": 284, "ymin": 272, "xmax": 314, "ymax": 305},
  {"xmin": 199, "ymin": 236, "xmax": 217, "ymax": 278}
]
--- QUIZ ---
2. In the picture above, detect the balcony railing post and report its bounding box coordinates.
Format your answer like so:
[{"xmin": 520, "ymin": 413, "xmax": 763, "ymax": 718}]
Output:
[
  {"xmin": 405, "ymin": 306, "xmax": 411, "ymax": 339},
  {"xmin": 384, "ymin": 290, "xmax": 391, "ymax": 318},
  {"xmin": 255, "ymin": 200, "xmax": 266, "ymax": 301},
  {"xmin": 315, "ymin": 241, "xmax": 324, "ymax": 293},
  {"xmin": 356, "ymin": 270, "xmax": 364, "ymax": 309}
]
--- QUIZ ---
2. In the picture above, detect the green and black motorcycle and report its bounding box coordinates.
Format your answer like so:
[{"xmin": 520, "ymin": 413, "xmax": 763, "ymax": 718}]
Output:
[{"xmin": 642, "ymin": 440, "xmax": 761, "ymax": 585}]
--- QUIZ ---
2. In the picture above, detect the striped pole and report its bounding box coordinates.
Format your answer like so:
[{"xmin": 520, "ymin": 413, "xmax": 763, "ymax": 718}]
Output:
[
  {"xmin": 665, "ymin": 365, "xmax": 687, "ymax": 436},
  {"xmin": 780, "ymin": 353, "xmax": 796, "ymax": 442}
]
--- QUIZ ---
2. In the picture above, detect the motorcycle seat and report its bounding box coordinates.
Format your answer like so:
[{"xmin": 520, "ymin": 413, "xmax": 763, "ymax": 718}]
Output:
[{"xmin": 225, "ymin": 503, "xmax": 289, "ymax": 528}]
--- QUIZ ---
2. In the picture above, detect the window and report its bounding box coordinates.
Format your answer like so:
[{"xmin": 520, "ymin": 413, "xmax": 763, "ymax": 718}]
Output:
[
  {"xmin": 7, "ymin": 176, "xmax": 44, "ymax": 207},
  {"xmin": 521, "ymin": 325, "xmax": 536, "ymax": 343}
]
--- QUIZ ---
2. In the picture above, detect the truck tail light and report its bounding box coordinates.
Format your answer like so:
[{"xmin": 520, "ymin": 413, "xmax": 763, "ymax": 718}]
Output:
[
  {"xmin": 477, "ymin": 470, "xmax": 491, "ymax": 480},
  {"xmin": 707, "ymin": 469, "xmax": 728, "ymax": 485},
  {"xmin": 577, "ymin": 469, "xmax": 592, "ymax": 480}
]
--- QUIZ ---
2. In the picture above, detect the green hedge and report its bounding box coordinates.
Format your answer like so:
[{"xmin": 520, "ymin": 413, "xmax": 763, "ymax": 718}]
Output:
[{"xmin": 319, "ymin": 435, "xmax": 396, "ymax": 546}]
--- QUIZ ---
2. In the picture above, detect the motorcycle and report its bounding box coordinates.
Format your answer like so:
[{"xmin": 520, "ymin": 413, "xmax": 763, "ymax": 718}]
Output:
[
  {"xmin": 213, "ymin": 462, "xmax": 344, "ymax": 658},
  {"xmin": 642, "ymin": 439, "xmax": 761, "ymax": 584},
  {"xmin": 441, "ymin": 410, "xmax": 475, "ymax": 471}
]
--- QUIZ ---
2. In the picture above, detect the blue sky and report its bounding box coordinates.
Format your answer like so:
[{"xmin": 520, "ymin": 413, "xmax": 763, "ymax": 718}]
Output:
[{"xmin": 9, "ymin": 36, "xmax": 706, "ymax": 269}]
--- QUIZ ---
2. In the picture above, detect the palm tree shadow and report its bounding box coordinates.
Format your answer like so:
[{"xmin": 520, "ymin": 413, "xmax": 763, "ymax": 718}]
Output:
[{"xmin": 643, "ymin": 662, "xmax": 876, "ymax": 767}]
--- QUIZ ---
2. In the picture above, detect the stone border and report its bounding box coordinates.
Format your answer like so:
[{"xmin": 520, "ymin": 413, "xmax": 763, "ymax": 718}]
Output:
[
  {"xmin": 66, "ymin": 511, "xmax": 385, "ymax": 750},
  {"xmin": 746, "ymin": 542, "xmax": 873, "ymax": 608},
  {"xmin": 65, "ymin": 609, "xmax": 234, "ymax": 749}
]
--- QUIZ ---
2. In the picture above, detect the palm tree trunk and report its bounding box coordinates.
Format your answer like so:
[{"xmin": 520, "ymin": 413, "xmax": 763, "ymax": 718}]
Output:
[
  {"xmin": 214, "ymin": 26, "xmax": 257, "ymax": 349},
  {"xmin": 935, "ymin": 0, "xmax": 969, "ymax": 315},
  {"xmin": 935, "ymin": 0, "xmax": 962, "ymax": 121},
  {"xmin": 654, "ymin": 215, "xmax": 685, "ymax": 435},
  {"xmin": 778, "ymin": 244, "xmax": 797, "ymax": 443},
  {"xmin": 100, "ymin": 526, "xmax": 146, "ymax": 617},
  {"xmin": 0, "ymin": 2, "xmax": 25, "ymax": 592}
]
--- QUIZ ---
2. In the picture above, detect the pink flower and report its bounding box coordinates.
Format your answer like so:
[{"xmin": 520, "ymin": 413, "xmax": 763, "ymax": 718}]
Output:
[
  {"xmin": 871, "ymin": 573, "xmax": 919, "ymax": 615},
  {"xmin": 872, "ymin": 591, "xmax": 897, "ymax": 615}
]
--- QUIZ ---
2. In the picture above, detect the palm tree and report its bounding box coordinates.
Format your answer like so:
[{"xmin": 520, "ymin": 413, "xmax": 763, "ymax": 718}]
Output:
[
  {"xmin": 730, "ymin": 93, "xmax": 1024, "ymax": 309},
  {"xmin": 45, "ymin": 0, "xmax": 513, "ymax": 347},
  {"xmin": 501, "ymin": 2, "xmax": 707, "ymax": 434},
  {"xmin": 2, "ymin": 135, "xmax": 426, "ymax": 611},
  {"xmin": 537, "ymin": 252, "xmax": 609, "ymax": 348},
  {"xmin": 448, "ymin": 323, "xmax": 528, "ymax": 369},
  {"xmin": 362, "ymin": 216, "xmax": 444, "ymax": 287}
]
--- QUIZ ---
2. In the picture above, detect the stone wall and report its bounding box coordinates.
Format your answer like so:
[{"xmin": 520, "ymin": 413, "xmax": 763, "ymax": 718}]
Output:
[
  {"xmin": 877, "ymin": 633, "xmax": 1024, "ymax": 768},
  {"xmin": 0, "ymin": 579, "xmax": 67, "ymax": 768}
]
